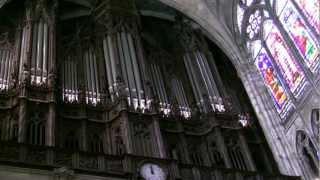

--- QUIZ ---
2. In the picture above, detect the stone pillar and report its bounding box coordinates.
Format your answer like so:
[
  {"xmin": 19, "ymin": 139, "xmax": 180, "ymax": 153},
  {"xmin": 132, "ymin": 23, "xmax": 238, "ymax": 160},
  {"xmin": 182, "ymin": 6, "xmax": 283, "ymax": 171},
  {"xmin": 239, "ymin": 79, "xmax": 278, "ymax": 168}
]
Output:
[
  {"xmin": 179, "ymin": 133, "xmax": 191, "ymax": 164},
  {"xmin": 46, "ymin": 103, "xmax": 55, "ymax": 146},
  {"xmin": 18, "ymin": 99, "xmax": 27, "ymax": 143},
  {"xmin": 214, "ymin": 127, "xmax": 232, "ymax": 168},
  {"xmin": 17, "ymin": 1, "xmax": 33, "ymax": 143},
  {"xmin": 120, "ymin": 111, "xmax": 133, "ymax": 154},
  {"xmin": 80, "ymin": 120, "xmax": 87, "ymax": 151},
  {"xmin": 200, "ymin": 142, "xmax": 211, "ymax": 166},
  {"xmin": 152, "ymin": 117, "xmax": 166, "ymax": 158},
  {"xmin": 238, "ymin": 131, "xmax": 256, "ymax": 171}
]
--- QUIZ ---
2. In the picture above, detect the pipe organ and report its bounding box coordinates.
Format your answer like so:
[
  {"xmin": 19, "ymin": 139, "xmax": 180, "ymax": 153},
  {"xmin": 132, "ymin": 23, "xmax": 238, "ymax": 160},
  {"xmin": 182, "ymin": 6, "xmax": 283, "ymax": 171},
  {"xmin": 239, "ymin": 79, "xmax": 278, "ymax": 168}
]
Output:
[
  {"xmin": 149, "ymin": 63, "xmax": 171, "ymax": 116},
  {"xmin": 83, "ymin": 47, "xmax": 103, "ymax": 105},
  {"xmin": 170, "ymin": 77, "xmax": 192, "ymax": 118},
  {"xmin": 61, "ymin": 54, "xmax": 79, "ymax": 102},
  {"xmin": 30, "ymin": 19, "xmax": 49, "ymax": 84},
  {"xmin": 0, "ymin": 47, "xmax": 12, "ymax": 90},
  {"xmin": 0, "ymin": 1, "xmax": 282, "ymax": 179},
  {"xmin": 181, "ymin": 30, "xmax": 226, "ymax": 114}
]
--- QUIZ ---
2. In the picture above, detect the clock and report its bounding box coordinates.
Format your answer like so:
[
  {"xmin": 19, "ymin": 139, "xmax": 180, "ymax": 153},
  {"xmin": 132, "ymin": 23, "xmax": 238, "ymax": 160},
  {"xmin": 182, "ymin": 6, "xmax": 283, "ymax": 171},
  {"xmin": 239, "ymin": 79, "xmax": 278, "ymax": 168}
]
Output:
[{"xmin": 140, "ymin": 163, "xmax": 166, "ymax": 180}]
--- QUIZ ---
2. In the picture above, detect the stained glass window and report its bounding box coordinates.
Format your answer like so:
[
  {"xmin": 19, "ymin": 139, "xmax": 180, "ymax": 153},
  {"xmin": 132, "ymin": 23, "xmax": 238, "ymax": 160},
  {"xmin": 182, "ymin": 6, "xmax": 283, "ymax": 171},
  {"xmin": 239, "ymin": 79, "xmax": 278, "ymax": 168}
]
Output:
[
  {"xmin": 236, "ymin": 0, "xmax": 318, "ymax": 119},
  {"xmin": 294, "ymin": 0, "xmax": 320, "ymax": 34},
  {"xmin": 255, "ymin": 48, "xmax": 293, "ymax": 117},
  {"xmin": 264, "ymin": 21, "xmax": 306, "ymax": 97},
  {"xmin": 279, "ymin": 1, "xmax": 320, "ymax": 73}
]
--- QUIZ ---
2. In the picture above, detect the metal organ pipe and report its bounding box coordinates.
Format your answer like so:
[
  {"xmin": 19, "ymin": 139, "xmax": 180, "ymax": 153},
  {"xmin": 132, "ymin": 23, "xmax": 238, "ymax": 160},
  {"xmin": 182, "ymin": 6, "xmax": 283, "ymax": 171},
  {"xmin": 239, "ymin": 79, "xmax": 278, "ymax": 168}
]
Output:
[
  {"xmin": 84, "ymin": 51, "xmax": 90, "ymax": 103},
  {"xmin": 107, "ymin": 35, "xmax": 118, "ymax": 90},
  {"xmin": 121, "ymin": 32, "xmax": 137, "ymax": 101},
  {"xmin": 71, "ymin": 59, "xmax": 75, "ymax": 100},
  {"xmin": 31, "ymin": 23, "xmax": 38, "ymax": 82},
  {"xmin": 74, "ymin": 61, "xmax": 78, "ymax": 101},
  {"xmin": 6, "ymin": 53, "xmax": 12, "ymax": 89},
  {"xmin": 155, "ymin": 65, "xmax": 168, "ymax": 105},
  {"xmin": 150, "ymin": 65, "xmax": 161, "ymax": 102},
  {"xmin": 42, "ymin": 22, "xmax": 48, "ymax": 82},
  {"xmin": 127, "ymin": 33, "xmax": 143, "ymax": 107},
  {"xmin": 198, "ymin": 52, "xmax": 220, "ymax": 98},
  {"xmin": 61, "ymin": 62, "xmax": 65, "ymax": 101},
  {"xmin": 194, "ymin": 51, "xmax": 215, "ymax": 107},
  {"xmin": 36, "ymin": 20, "xmax": 44, "ymax": 83},
  {"xmin": 183, "ymin": 54, "xmax": 203, "ymax": 112},
  {"xmin": 103, "ymin": 38, "xmax": 114, "ymax": 97},
  {"xmin": 0, "ymin": 50, "xmax": 4, "ymax": 88},
  {"xmin": 19, "ymin": 28, "xmax": 26, "ymax": 82},
  {"xmin": 93, "ymin": 52, "xmax": 99, "ymax": 102},
  {"xmin": 116, "ymin": 33, "xmax": 130, "ymax": 97},
  {"xmin": 177, "ymin": 79, "xmax": 188, "ymax": 109},
  {"xmin": 3, "ymin": 51, "xmax": 9, "ymax": 88},
  {"xmin": 89, "ymin": 49, "xmax": 95, "ymax": 103}
]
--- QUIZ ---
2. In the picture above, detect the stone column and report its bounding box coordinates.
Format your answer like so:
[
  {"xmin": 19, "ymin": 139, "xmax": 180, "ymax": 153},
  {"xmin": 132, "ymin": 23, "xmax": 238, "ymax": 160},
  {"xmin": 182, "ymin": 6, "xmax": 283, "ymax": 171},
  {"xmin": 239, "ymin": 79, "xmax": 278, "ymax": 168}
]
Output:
[
  {"xmin": 80, "ymin": 120, "xmax": 87, "ymax": 151},
  {"xmin": 120, "ymin": 110, "xmax": 133, "ymax": 154},
  {"xmin": 238, "ymin": 131, "xmax": 256, "ymax": 171},
  {"xmin": 214, "ymin": 127, "xmax": 232, "ymax": 168},
  {"xmin": 46, "ymin": 103, "xmax": 55, "ymax": 146},
  {"xmin": 179, "ymin": 133, "xmax": 191, "ymax": 164},
  {"xmin": 152, "ymin": 117, "xmax": 166, "ymax": 158}
]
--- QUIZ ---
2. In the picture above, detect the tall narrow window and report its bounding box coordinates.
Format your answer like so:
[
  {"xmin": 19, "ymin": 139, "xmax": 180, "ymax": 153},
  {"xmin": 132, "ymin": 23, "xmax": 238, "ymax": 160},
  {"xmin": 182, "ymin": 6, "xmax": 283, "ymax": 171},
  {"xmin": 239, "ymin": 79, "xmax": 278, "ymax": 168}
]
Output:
[
  {"xmin": 264, "ymin": 21, "xmax": 307, "ymax": 98},
  {"xmin": 279, "ymin": 1, "xmax": 320, "ymax": 74},
  {"xmin": 255, "ymin": 48, "xmax": 293, "ymax": 117}
]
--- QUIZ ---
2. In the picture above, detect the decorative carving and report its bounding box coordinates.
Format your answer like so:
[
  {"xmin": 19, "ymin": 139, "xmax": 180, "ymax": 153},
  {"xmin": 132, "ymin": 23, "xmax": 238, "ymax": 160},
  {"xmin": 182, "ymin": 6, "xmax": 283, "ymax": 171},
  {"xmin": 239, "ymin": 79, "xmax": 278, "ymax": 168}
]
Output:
[
  {"xmin": 54, "ymin": 150, "xmax": 73, "ymax": 167},
  {"xmin": 79, "ymin": 154, "xmax": 99, "ymax": 170},
  {"xmin": 26, "ymin": 147, "xmax": 46, "ymax": 164}
]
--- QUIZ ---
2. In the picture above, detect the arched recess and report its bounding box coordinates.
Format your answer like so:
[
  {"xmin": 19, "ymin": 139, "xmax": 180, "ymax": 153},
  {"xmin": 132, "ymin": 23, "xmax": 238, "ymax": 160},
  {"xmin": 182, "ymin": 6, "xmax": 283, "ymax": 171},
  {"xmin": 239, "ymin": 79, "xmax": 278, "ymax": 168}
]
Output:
[{"xmin": 296, "ymin": 130, "xmax": 319, "ymax": 178}]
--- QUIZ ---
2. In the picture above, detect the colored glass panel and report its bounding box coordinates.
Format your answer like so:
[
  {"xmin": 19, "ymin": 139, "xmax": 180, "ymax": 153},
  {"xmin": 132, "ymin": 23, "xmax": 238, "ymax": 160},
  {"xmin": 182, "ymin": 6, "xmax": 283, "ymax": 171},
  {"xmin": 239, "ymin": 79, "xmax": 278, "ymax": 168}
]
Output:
[
  {"xmin": 294, "ymin": 0, "xmax": 320, "ymax": 34},
  {"xmin": 255, "ymin": 48, "xmax": 290, "ymax": 113},
  {"xmin": 264, "ymin": 22, "xmax": 306, "ymax": 97},
  {"xmin": 280, "ymin": 1, "xmax": 320, "ymax": 73}
]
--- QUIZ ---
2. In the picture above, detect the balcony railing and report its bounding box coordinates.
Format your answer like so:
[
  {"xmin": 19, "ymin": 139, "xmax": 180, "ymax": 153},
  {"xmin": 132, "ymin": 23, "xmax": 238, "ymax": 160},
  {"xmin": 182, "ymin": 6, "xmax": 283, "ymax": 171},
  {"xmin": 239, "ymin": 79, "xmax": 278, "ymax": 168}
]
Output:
[{"xmin": 0, "ymin": 141, "xmax": 300, "ymax": 180}]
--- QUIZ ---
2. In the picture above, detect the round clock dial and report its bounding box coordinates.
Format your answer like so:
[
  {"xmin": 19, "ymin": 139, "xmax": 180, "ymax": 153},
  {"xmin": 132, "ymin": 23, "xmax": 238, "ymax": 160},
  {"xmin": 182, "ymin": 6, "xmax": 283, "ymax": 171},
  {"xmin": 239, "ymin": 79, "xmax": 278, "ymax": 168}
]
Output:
[{"xmin": 140, "ymin": 163, "xmax": 166, "ymax": 180}]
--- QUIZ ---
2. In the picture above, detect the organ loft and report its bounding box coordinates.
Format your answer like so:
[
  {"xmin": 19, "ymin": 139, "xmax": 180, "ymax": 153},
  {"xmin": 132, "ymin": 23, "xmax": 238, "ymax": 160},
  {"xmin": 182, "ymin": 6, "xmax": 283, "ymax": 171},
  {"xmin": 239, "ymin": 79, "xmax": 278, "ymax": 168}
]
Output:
[{"xmin": 0, "ymin": 0, "xmax": 301, "ymax": 179}]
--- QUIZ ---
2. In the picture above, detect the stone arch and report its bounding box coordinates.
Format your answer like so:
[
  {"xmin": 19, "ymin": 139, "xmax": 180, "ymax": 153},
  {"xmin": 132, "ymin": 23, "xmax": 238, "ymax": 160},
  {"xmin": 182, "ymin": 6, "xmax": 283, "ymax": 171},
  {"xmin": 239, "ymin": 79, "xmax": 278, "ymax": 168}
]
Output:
[{"xmin": 157, "ymin": 0, "xmax": 246, "ymax": 70}]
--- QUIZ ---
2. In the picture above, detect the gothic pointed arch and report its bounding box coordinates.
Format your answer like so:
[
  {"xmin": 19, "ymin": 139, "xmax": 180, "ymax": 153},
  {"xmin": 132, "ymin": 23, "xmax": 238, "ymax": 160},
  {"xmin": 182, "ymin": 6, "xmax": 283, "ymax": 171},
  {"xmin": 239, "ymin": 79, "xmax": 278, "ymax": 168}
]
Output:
[{"xmin": 296, "ymin": 130, "xmax": 319, "ymax": 177}]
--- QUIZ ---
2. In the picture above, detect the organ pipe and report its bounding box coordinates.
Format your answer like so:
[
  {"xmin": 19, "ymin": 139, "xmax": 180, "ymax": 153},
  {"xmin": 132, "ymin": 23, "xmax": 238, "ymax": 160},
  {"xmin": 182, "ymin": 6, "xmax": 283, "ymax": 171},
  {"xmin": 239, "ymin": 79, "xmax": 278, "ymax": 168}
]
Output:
[
  {"xmin": 150, "ymin": 63, "xmax": 170, "ymax": 114},
  {"xmin": 103, "ymin": 38, "xmax": 114, "ymax": 97},
  {"xmin": 127, "ymin": 33, "xmax": 143, "ymax": 104},
  {"xmin": 0, "ymin": 51, "xmax": 5, "ymax": 85},
  {"xmin": 31, "ymin": 23, "xmax": 38, "ymax": 82},
  {"xmin": 0, "ymin": 49, "xmax": 13, "ymax": 90},
  {"xmin": 117, "ymin": 33, "xmax": 129, "ymax": 96},
  {"xmin": 183, "ymin": 49, "xmax": 225, "ymax": 113},
  {"xmin": 199, "ymin": 52, "xmax": 220, "ymax": 97},
  {"xmin": 42, "ymin": 22, "xmax": 48, "ymax": 81},
  {"xmin": 171, "ymin": 78, "xmax": 191, "ymax": 118},
  {"xmin": 184, "ymin": 54, "xmax": 204, "ymax": 112},
  {"xmin": 36, "ymin": 20, "xmax": 44, "ymax": 80}
]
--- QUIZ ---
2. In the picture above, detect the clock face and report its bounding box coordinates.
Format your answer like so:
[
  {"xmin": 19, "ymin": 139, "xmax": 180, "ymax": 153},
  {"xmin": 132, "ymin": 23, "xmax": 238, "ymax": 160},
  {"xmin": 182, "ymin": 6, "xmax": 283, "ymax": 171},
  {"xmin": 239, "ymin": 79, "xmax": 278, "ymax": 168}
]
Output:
[{"xmin": 140, "ymin": 163, "xmax": 166, "ymax": 180}]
